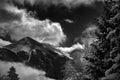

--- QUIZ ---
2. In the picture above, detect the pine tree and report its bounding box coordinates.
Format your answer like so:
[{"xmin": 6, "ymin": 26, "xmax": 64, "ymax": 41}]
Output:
[
  {"xmin": 7, "ymin": 66, "xmax": 19, "ymax": 80},
  {"xmin": 84, "ymin": 0, "xmax": 120, "ymax": 80}
]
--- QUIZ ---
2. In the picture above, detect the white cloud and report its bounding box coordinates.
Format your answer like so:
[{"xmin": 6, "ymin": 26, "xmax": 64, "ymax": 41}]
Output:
[
  {"xmin": 0, "ymin": 61, "xmax": 55, "ymax": 80},
  {"xmin": 0, "ymin": 39, "xmax": 11, "ymax": 47},
  {"xmin": 0, "ymin": 5, "xmax": 66, "ymax": 46},
  {"xmin": 57, "ymin": 43, "xmax": 85, "ymax": 59},
  {"xmin": 58, "ymin": 25, "xmax": 97, "ymax": 62},
  {"xmin": 57, "ymin": 43, "xmax": 84, "ymax": 53},
  {"xmin": 64, "ymin": 19, "xmax": 74, "ymax": 23}
]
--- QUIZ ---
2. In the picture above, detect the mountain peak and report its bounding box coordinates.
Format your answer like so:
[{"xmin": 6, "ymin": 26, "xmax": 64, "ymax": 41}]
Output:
[
  {"xmin": 21, "ymin": 37, "xmax": 32, "ymax": 41},
  {"xmin": 4, "ymin": 37, "xmax": 41, "ymax": 53},
  {"xmin": 21, "ymin": 37, "xmax": 37, "ymax": 42},
  {"xmin": 4, "ymin": 37, "xmax": 63, "ymax": 56},
  {"xmin": 4, "ymin": 37, "xmax": 72, "ymax": 59},
  {"xmin": 0, "ymin": 37, "xmax": 69, "ymax": 79},
  {"xmin": 19, "ymin": 37, "xmax": 39, "ymax": 45}
]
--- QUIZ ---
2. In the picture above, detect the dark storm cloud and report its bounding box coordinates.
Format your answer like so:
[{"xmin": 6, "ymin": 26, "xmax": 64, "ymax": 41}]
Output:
[
  {"xmin": 0, "ymin": 9, "xmax": 20, "ymax": 23},
  {"xmin": 31, "ymin": 1, "xmax": 103, "ymax": 47},
  {"xmin": 0, "ymin": 0, "xmax": 66, "ymax": 46},
  {"xmin": 4, "ymin": 0, "xmax": 104, "ymax": 47},
  {"xmin": 62, "ymin": 3, "xmax": 103, "ymax": 46},
  {"xmin": 11, "ymin": 0, "xmax": 103, "ymax": 8},
  {"xmin": 0, "ymin": 0, "xmax": 104, "ymax": 47},
  {"xmin": 0, "ymin": 0, "xmax": 7, "ymax": 8},
  {"xmin": 0, "ymin": 0, "xmax": 20, "ymax": 46},
  {"xmin": 0, "ymin": 0, "xmax": 20, "ymax": 23}
]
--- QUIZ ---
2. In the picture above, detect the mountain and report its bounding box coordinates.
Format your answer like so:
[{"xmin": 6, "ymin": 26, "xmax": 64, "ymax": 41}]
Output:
[
  {"xmin": 5, "ymin": 37, "xmax": 56, "ymax": 53},
  {"xmin": 0, "ymin": 48, "xmax": 21, "ymax": 62},
  {"xmin": 0, "ymin": 37, "xmax": 70, "ymax": 79}
]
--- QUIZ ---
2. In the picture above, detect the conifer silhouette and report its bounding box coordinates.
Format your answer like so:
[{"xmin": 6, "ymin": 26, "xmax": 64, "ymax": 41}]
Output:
[
  {"xmin": 85, "ymin": 0, "xmax": 120, "ymax": 80},
  {"xmin": 7, "ymin": 66, "xmax": 19, "ymax": 80}
]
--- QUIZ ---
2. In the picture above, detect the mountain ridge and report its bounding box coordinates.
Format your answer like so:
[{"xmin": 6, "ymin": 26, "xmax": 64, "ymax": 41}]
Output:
[{"xmin": 0, "ymin": 37, "xmax": 70, "ymax": 79}]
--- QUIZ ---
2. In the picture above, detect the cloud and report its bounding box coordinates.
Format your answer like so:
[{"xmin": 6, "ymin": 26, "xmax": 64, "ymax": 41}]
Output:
[
  {"xmin": 80, "ymin": 25, "xmax": 97, "ymax": 46},
  {"xmin": 57, "ymin": 25, "xmax": 97, "ymax": 64},
  {"xmin": 11, "ymin": 0, "xmax": 103, "ymax": 8},
  {"xmin": 0, "ymin": 0, "xmax": 21, "ymax": 23},
  {"xmin": 56, "ymin": 43, "xmax": 85, "ymax": 59},
  {"xmin": 64, "ymin": 19, "xmax": 74, "ymax": 23},
  {"xmin": 0, "ymin": 0, "xmax": 8, "ymax": 9},
  {"xmin": 0, "ymin": 39, "xmax": 11, "ymax": 47},
  {"xmin": 57, "ymin": 43, "xmax": 85, "ymax": 59},
  {"xmin": 0, "ymin": 61, "xmax": 55, "ymax": 80},
  {"xmin": 57, "ymin": 43, "xmax": 84, "ymax": 53},
  {"xmin": 0, "ymin": 4, "xmax": 66, "ymax": 46},
  {"xmin": 57, "ymin": 43, "xmax": 88, "ymax": 69}
]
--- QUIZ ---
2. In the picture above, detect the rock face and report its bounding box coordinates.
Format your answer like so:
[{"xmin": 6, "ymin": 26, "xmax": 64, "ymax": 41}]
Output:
[{"xmin": 0, "ymin": 37, "xmax": 69, "ymax": 80}]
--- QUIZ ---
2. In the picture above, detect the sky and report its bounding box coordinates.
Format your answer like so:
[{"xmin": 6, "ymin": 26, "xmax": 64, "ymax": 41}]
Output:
[
  {"xmin": 0, "ymin": 0, "xmax": 105, "ymax": 80},
  {"xmin": 15, "ymin": 0, "xmax": 104, "ymax": 46},
  {"xmin": 0, "ymin": 0, "xmax": 104, "ymax": 47}
]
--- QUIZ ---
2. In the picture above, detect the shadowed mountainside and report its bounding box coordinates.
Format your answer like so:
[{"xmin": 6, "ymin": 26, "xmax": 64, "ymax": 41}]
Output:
[{"xmin": 0, "ymin": 37, "xmax": 70, "ymax": 80}]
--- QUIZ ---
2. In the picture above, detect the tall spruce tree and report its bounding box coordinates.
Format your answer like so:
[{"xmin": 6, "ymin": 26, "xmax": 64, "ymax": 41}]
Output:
[
  {"xmin": 85, "ymin": 0, "xmax": 120, "ymax": 80},
  {"xmin": 7, "ymin": 66, "xmax": 19, "ymax": 80}
]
